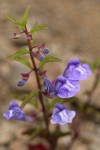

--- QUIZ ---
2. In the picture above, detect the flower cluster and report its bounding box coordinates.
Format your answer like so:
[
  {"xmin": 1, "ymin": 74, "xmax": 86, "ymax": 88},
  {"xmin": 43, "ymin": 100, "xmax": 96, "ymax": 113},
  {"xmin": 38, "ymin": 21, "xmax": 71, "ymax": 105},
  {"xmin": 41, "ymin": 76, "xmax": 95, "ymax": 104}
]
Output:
[
  {"xmin": 43, "ymin": 58, "xmax": 91, "ymax": 98},
  {"xmin": 3, "ymin": 58, "xmax": 91, "ymax": 126}
]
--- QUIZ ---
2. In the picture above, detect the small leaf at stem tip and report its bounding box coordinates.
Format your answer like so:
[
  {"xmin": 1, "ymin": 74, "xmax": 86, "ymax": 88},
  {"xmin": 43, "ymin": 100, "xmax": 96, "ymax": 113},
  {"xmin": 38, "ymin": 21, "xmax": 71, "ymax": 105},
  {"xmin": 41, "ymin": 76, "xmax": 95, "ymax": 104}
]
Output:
[
  {"xmin": 39, "ymin": 55, "xmax": 62, "ymax": 70},
  {"xmin": 21, "ymin": 6, "xmax": 30, "ymax": 26},
  {"xmin": 7, "ymin": 16, "xmax": 24, "ymax": 30},
  {"xmin": 8, "ymin": 48, "xmax": 29, "ymax": 60},
  {"xmin": 30, "ymin": 25, "xmax": 48, "ymax": 33}
]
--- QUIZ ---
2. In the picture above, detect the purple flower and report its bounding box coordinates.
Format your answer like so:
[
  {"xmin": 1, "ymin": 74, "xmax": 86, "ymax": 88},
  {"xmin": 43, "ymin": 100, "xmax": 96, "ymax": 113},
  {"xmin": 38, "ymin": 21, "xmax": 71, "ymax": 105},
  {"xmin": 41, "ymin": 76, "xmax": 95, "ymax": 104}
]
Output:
[
  {"xmin": 43, "ymin": 77, "xmax": 56, "ymax": 96},
  {"xmin": 3, "ymin": 102, "xmax": 32, "ymax": 122},
  {"xmin": 63, "ymin": 58, "xmax": 91, "ymax": 80},
  {"xmin": 50, "ymin": 103, "xmax": 76, "ymax": 125},
  {"xmin": 55, "ymin": 75, "xmax": 80, "ymax": 98}
]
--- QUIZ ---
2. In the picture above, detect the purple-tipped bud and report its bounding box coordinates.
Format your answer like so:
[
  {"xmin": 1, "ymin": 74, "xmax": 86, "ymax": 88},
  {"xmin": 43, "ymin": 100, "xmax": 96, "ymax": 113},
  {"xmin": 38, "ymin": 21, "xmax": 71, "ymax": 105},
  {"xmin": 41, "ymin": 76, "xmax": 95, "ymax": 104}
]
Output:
[
  {"xmin": 42, "ymin": 48, "xmax": 49, "ymax": 54},
  {"xmin": 37, "ymin": 55, "xmax": 45, "ymax": 61},
  {"xmin": 17, "ymin": 79, "xmax": 26, "ymax": 87}
]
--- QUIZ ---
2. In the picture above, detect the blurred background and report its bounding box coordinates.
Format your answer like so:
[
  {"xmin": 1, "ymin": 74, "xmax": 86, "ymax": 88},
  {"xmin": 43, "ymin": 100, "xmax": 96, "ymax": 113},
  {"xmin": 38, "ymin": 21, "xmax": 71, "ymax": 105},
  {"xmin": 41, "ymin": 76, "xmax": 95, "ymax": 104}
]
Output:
[{"xmin": 0, "ymin": 0, "xmax": 100, "ymax": 149}]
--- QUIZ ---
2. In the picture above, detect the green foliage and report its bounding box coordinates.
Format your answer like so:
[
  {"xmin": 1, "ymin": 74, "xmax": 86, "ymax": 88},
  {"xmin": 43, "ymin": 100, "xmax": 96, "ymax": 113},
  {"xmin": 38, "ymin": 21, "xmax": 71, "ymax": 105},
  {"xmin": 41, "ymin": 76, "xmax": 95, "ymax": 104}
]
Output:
[
  {"xmin": 20, "ymin": 89, "xmax": 38, "ymax": 109},
  {"xmin": 30, "ymin": 24, "xmax": 48, "ymax": 45},
  {"xmin": 21, "ymin": 6, "xmax": 29, "ymax": 26},
  {"xmin": 8, "ymin": 48, "xmax": 29, "ymax": 60},
  {"xmin": 39, "ymin": 55, "xmax": 62, "ymax": 70},
  {"xmin": 13, "ymin": 57, "xmax": 32, "ymax": 68},
  {"xmin": 8, "ymin": 16, "xmax": 24, "ymax": 30},
  {"xmin": 29, "ymin": 128, "xmax": 43, "ymax": 140},
  {"xmin": 14, "ymin": 93, "xmax": 38, "ymax": 108},
  {"xmin": 89, "ymin": 58, "xmax": 100, "ymax": 71},
  {"xmin": 30, "ymin": 25, "xmax": 48, "ymax": 33},
  {"xmin": 8, "ymin": 48, "xmax": 32, "ymax": 68},
  {"xmin": 8, "ymin": 6, "xmax": 29, "ymax": 30}
]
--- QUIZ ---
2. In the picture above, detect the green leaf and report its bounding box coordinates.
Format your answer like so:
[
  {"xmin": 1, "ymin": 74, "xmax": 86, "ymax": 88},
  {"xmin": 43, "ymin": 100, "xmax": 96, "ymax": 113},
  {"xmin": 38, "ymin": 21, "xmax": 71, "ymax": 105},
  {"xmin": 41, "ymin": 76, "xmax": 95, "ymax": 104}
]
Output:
[
  {"xmin": 30, "ymin": 98, "xmax": 38, "ymax": 108},
  {"xmin": 14, "ymin": 93, "xmax": 38, "ymax": 108},
  {"xmin": 30, "ymin": 25, "xmax": 48, "ymax": 33},
  {"xmin": 8, "ymin": 16, "xmax": 18, "ymax": 23},
  {"xmin": 20, "ymin": 89, "xmax": 38, "ymax": 109},
  {"xmin": 8, "ymin": 48, "xmax": 29, "ymax": 60},
  {"xmin": 29, "ymin": 128, "xmax": 43, "ymax": 140},
  {"xmin": 21, "ymin": 6, "xmax": 30, "ymax": 25},
  {"xmin": 90, "ymin": 58, "xmax": 100, "ymax": 71},
  {"xmin": 14, "ymin": 93, "xmax": 25, "ymax": 101},
  {"xmin": 14, "ymin": 57, "xmax": 32, "ymax": 68},
  {"xmin": 39, "ymin": 55, "xmax": 62, "ymax": 69},
  {"xmin": 8, "ymin": 16, "xmax": 24, "ymax": 30}
]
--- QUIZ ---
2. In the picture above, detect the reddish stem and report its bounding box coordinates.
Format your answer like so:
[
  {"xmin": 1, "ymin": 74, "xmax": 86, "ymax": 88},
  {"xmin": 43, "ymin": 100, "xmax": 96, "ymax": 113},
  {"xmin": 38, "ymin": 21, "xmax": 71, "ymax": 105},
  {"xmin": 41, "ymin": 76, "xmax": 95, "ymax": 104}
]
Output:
[{"xmin": 24, "ymin": 26, "xmax": 49, "ymax": 130}]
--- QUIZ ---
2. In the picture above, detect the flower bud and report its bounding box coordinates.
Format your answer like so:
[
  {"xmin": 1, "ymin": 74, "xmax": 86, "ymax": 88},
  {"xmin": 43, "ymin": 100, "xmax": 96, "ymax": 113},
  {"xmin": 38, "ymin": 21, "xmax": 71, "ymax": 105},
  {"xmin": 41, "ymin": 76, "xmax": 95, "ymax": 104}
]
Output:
[
  {"xmin": 21, "ymin": 73, "xmax": 29, "ymax": 80},
  {"xmin": 17, "ymin": 79, "xmax": 26, "ymax": 87},
  {"xmin": 37, "ymin": 55, "xmax": 45, "ymax": 61},
  {"xmin": 42, "ymin": 48, "xmax": 49, "ymax": 54}
]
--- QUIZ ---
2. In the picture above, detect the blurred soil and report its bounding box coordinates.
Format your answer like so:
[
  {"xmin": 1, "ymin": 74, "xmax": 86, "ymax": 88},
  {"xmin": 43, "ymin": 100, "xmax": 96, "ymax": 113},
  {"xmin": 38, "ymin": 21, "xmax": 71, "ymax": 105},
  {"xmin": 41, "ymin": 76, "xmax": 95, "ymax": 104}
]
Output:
[{"xmin": 0, "ymin": 0, "xmax": 100, "ymax": 150}]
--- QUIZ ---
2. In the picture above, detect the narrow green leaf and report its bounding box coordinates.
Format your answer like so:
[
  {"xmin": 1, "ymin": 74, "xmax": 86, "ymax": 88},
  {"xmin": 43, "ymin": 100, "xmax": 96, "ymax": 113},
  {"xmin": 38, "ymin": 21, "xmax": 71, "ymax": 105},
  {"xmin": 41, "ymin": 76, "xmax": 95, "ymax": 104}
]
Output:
[
  {"xmin": 29, "ymin": 128, "xmax": 43, "ymax": 140},
  {"xmin": 14, "ymin": 93, "xmax": 25, "ymax": 101},
  {"xmin": 8, "ymin": 16, "xmax": 24, "ymax": 30},
  {"xmin": 14, "ymin": 93, "xmax": 38, "ymax": 108},
  {"xmin": 15, "ymin": 22, "xmax": 25, "ymax": 30},
  {"xmin": 14, "ymin": 57, "xmax": 32, "ymax": 68},
  {"xmin": 21, "ymin": 6, "xmax": 30, "ymax": 25},
  {"xmin": 8, "ymin": 16, "xmax": 18, "ymax": 23},
  {"xmin": 8, "ymin": 48, "xmax": 29, "ymax": 60},
  {"xmin": 90, "ymin": 58, "xmax": 100, "ymax": 71},
  {"xmin": 39, "ymin": 55, "xmax": 62, "ymax": 69},
  {"xmin": 20, "ymin": 89, "xmax": 37, "ymax": 109},
  {"xmin": 30, "ymin": 25, "xmax": 48, "ymax": 33},
  {"xmin": 30, "ymin": 98, "xmax": 38, "ymax": 108}
]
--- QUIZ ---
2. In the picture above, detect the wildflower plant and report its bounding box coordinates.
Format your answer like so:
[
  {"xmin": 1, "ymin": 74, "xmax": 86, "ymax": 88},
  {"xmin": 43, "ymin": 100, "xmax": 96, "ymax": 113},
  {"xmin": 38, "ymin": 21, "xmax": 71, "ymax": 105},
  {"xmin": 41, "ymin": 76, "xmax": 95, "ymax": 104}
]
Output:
[{"xmin": 3, "ymin": 7, "xmax": 94, "ymax": 149}]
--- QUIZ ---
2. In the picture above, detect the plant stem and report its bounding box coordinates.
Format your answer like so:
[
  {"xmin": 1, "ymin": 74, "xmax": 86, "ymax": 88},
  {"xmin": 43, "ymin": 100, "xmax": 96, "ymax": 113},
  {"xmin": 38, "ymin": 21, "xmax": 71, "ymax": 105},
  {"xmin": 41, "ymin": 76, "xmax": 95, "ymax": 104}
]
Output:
[{"xmin": 24, "ymin": 26, "xmax": 49, "ymax": 130}]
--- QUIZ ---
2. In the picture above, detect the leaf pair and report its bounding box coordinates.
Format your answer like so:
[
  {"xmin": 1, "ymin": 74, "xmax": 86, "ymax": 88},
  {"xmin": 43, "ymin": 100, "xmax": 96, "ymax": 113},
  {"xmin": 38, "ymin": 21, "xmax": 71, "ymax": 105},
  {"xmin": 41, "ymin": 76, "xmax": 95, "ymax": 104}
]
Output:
[{"xmin": 8, "ymin": 6, "xmax": 29, "ymax": 30}]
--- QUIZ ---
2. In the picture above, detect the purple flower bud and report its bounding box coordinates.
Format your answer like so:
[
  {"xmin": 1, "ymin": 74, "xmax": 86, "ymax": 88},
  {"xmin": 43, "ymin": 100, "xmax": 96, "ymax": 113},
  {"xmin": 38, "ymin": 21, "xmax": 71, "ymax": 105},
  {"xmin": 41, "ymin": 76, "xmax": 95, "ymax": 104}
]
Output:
[
  {"xmin": 43, "ymin": 77, "xmax": 56, "ymax": 96},
  {"xmin": 3, "ymin": 102, "xmax": 32, "ymax": 122},
  {"xmin": 63, "ymin": 58, "xmax": 91, "ymax": 80},
  {"xmin": 17, "ymin": 79, "xmax": 26, "ymax": 87},
  {"xmin": 55, "ymin": 75, "xmax": 80, "ymax": 98},
  {"xmin": 50, "ymin": 103, "xmax": 76, "ymax": 125},
  {"xmin": 42, "ymin": 48, "xmax": 49, "ymax": 54},
  {"xmin": 37, "ymin": 55, "xmax": 45, "ymax": 61}
]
